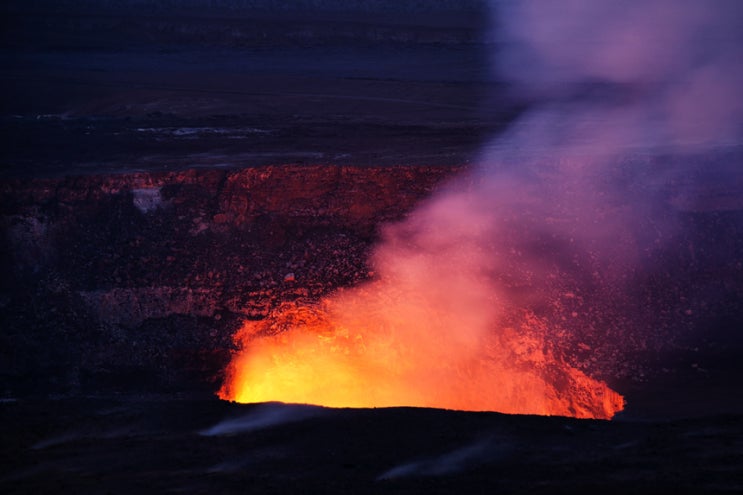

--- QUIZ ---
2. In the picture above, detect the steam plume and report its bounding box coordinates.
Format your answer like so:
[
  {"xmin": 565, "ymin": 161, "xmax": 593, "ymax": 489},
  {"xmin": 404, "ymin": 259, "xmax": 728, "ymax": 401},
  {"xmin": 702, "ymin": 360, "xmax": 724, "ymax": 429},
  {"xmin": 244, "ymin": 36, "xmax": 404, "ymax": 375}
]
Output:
[
  {"xmin": 494, "ymin": 0, "xmax": 743, "ymax": 149},
  {"xmin": 367, "ymin": 0, "xmax": 742, "ymax": 376},
  {"xmin": 222, "ymin": 0, "xmax": 742, "ymax": 415},
  {"xmin": 389, "ymin": 0, "xmax": 741, "ymax": 331},
  {"xmin": 200, "ymin": 403, "xmax": 324, "ymax": 436}
]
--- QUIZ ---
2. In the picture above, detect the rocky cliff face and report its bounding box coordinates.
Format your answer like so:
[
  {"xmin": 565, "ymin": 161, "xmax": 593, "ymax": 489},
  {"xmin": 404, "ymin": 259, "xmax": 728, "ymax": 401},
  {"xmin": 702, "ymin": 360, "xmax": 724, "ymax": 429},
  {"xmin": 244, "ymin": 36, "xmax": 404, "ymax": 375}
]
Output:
[
  {"xmin": 0, "ymin": 165, "xmax": 460, "ymax": 396},
  {"xmin": 2, "ymin": 160, "xmax": 742, "ymax": 411}
]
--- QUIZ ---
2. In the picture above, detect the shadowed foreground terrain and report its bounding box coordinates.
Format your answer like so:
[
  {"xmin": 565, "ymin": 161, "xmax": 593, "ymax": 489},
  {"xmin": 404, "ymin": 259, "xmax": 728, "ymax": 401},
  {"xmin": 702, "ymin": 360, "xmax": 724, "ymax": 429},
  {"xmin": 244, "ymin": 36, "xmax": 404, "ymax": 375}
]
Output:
[{"xmin": 1, "ymin": 398, "xmax": 742, "ymax": 494}]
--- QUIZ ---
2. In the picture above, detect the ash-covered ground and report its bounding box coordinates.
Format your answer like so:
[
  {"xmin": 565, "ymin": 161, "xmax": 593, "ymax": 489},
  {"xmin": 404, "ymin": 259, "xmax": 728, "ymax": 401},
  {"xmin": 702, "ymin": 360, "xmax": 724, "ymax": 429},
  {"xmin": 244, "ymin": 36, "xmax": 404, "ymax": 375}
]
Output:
[{"xmin": 1, "ymin": 1, "xmax": 743, "ymax": 493}]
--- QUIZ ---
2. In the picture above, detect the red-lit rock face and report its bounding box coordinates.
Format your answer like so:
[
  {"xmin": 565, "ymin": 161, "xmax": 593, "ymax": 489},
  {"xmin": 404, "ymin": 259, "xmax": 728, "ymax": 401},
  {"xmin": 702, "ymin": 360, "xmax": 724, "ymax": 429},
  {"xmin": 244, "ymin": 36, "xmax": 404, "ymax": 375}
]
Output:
[
  {"xmin": 2, "ymin": 164, "xmax": 622, "ymax": 419},
  {"xmin": 2, "ymin": 163, "xmax": 741, "ymax": 419},
  {"xmin": 0, "ymin": 165, "xmax": 459, "ymax": 395}
]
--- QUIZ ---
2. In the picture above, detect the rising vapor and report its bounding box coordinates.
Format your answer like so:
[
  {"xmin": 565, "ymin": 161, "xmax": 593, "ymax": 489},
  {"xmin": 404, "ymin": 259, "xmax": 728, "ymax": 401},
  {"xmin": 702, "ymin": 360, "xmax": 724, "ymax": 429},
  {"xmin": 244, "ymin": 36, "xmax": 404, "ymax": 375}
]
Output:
[{"xmin": 221, "ymin": 0, "xmax": 742, "ymax": 416}]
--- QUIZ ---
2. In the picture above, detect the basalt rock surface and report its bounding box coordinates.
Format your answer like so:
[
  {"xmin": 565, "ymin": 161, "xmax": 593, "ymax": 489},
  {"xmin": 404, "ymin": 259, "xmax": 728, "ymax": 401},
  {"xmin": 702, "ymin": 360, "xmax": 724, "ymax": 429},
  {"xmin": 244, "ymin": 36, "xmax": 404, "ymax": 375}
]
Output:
[
  {"xmin": 2, "ymin": 160, "xmax": 743, "ymax": 418},
  {"xmin": 0, "ymin": 164, "xmax": 461, "ymax": 396}
]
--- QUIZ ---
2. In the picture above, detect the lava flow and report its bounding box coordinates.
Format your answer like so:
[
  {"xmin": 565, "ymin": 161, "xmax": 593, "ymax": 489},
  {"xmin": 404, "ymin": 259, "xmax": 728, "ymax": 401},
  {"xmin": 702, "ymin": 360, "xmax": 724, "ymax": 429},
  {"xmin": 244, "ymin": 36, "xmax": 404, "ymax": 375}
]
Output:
[{"xmin": 219, "ymin": 280, "xmax": 625, "ymax": 420}]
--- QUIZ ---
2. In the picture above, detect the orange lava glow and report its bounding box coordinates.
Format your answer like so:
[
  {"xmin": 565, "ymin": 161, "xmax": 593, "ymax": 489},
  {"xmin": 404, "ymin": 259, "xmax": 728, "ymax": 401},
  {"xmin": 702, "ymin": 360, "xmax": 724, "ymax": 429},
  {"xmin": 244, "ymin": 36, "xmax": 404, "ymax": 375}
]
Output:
[{"xmin": 219, "ymin": 283, "xmax": 625, "ymax": 420}]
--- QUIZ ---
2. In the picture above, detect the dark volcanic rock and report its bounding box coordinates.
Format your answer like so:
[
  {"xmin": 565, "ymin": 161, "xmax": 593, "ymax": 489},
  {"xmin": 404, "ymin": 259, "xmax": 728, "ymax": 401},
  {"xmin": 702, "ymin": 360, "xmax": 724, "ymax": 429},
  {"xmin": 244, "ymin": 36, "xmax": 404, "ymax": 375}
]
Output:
[
  {"xmin": 0, "ymin": 164, "xmax": 461, "ymax": 396},
  {"xmin": 1, "ymin": 161, "xmax": 742, "ymax": 419}
]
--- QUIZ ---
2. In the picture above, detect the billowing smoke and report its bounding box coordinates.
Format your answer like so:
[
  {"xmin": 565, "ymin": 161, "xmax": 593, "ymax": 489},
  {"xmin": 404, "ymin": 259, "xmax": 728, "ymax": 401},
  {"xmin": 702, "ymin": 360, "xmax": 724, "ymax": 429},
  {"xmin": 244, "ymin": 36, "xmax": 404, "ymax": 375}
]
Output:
[
  {"xmin": 222, "ymin": 0, "xmax": 741, "ymax": 415},
  {"xmin": 494, "ymin": 0, "xmax": 743, "ymax": 149},
  {"xmin": 384, "ymin": 0, "xmax": 743, "ymax": 347},
  {"xmin": 359, "ymin": 0, "xmax": 743, "ymax": 380}
]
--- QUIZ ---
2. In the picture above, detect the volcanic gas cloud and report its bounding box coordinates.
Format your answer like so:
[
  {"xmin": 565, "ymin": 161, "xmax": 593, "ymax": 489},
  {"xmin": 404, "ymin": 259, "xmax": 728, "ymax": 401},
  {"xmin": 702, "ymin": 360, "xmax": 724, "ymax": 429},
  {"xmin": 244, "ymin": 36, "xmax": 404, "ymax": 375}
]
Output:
[{"xmin": 220, "ymin": 0, "xmax": 742, "ymax": 419}]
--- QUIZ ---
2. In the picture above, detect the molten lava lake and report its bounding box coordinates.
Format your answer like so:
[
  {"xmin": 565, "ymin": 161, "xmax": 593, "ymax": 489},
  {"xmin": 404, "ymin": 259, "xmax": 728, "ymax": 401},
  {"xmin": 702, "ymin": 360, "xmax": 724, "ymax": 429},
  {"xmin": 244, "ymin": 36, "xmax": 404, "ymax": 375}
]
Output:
[{"xmin": 218, "ymin": 298, "xmax": 624, "ymax": 420}]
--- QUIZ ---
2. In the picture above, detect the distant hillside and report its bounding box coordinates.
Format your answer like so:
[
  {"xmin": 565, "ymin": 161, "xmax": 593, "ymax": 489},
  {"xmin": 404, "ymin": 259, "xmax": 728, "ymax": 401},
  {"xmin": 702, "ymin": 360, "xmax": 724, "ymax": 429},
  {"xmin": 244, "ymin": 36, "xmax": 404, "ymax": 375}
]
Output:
[
  {"xmin": 4, "ymin": 0, "xmax": 489, "ymax": 16},
  {"xmin": 2, "ymin": 0, "xmax": 492, "ymax": 48}
]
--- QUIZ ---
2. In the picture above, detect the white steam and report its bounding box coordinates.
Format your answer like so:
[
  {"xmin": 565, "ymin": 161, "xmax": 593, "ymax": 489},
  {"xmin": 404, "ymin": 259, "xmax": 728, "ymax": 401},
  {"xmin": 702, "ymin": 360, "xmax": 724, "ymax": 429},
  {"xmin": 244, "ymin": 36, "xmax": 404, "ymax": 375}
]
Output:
[
  {"xmin": 369, "ymin": 0, "xmax": 742, "ymax": 375},
  {"xmin": 224, "ymin": 0, "xmax": 742, "ymax": 413},
  {"xmin": 493, "ymin": 0, "xmax": 743, "ymax": 149},
  {"xmin": 200, "ymin": 403, "xmax": 324, "ymax": 436}
]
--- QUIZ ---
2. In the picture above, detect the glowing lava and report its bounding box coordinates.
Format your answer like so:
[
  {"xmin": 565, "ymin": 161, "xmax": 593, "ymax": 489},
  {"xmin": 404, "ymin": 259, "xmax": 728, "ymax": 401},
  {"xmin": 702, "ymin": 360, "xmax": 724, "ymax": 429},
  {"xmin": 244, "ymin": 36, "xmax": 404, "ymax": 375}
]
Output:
[{"xmin": 219, "ymin": 282, "xmax": 625, "ymax": 420}]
